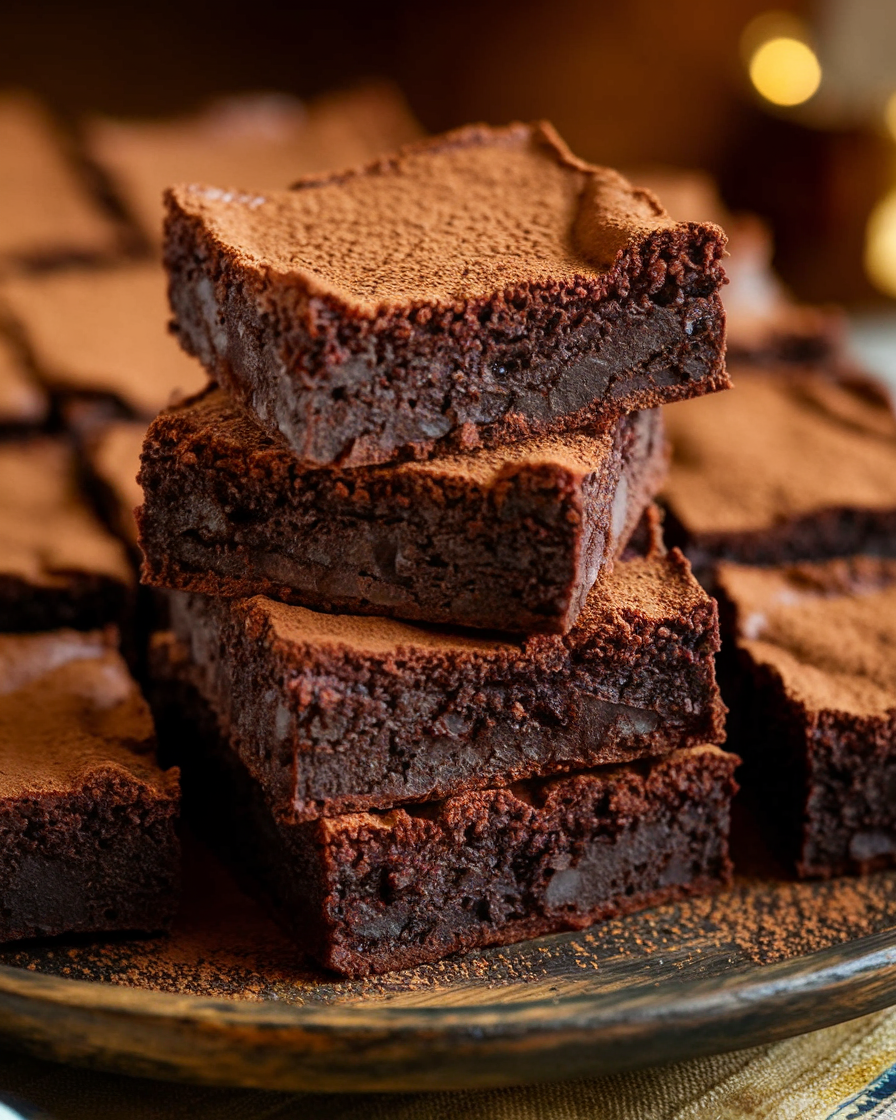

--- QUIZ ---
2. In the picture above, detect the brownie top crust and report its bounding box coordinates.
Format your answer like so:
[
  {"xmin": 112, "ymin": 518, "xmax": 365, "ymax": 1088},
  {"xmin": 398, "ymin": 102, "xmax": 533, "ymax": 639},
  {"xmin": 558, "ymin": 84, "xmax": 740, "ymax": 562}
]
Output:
[
  {"xmin": 664, "ymin": 368, "xmax": 896, "ymax": 536},
  {"xmin": 167, "ymin": 121, "xmax": 725, "ymax": 313},
  {"xmin": 217, "ymin": 548, "xmax": 709, "ymax": 661},
  {"xmin": 85, "ymin": 420, "xmax": 145, "ymax": 549},
  {"xmin": 717, "ymin": 556, "xmax": 896, "ymax": 718},
  {"xmin": 154, "ymin": 385, "xmax": 639, "ymax": 488},
  {"xmin": 0, "ymin": 264, "xmax": 207, "ymax": 419},
  {"xmin": 0, "ymin": 438, "xmax": 132, "ymax": 589},
  {"xmin": 0, "ymin": 333, "xmax": 46, "ymax": 427},
  {"xmin": 0, "ymin": 629, "xmax": 177, "ymax": 798}
]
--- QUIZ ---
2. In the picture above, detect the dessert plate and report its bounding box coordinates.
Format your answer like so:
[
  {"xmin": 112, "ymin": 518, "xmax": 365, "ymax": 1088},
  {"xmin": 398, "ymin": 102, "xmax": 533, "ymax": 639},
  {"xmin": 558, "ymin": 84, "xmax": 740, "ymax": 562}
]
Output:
[{"xmin": 0, "ymin": 828, "xmax": 894, "ymax": 1092}]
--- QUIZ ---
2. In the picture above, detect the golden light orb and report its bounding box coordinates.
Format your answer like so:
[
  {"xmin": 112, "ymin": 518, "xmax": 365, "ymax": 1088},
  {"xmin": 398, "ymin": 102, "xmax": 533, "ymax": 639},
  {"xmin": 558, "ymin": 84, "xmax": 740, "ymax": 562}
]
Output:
[
  {"xmin": 748, "ymin": 37, "xmax": 822, "ymax": 107},
  {"xmin": 865, "ymin": 190, "xmax": 896, "ymax": 299}
]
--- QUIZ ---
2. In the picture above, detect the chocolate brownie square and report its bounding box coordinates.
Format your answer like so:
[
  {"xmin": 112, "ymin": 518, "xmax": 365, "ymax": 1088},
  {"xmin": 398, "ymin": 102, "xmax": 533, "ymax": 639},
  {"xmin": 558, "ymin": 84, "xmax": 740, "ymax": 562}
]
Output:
[
  {"xmin": 0, "ymin": 437, "xmax": 133, "ymax": 632},
  {"xmin": 716, "ymin": 556, "xmax": 896, "ymax": 877},
  {"xmin": 165, "ymin": 548, "xmax": 726, "ymax": 820},
  {"xmin": 0, "ymin": 92, "xmax": 122, "ymax": 269},
  {"xmin": 153, "ymin": 631, "xmax": 736, "ymax": 977},
  {"xmin": 137, "ymin": 387, "xmax": 667, "ymax": 633},
  {"xmin": 0, "ymin": 629, "xmax": 179, "ymax": 941},
  {"xmin": 0, "ymin": 263, "xmax": 207, "ymax": 423},
  {"xmin": 86, "ymin": 84, "xmax": 420, "ymax": 246},
  {"xmin": 663, "ymin": 368, "xmax": 896, "ymax": 576},
  {"xmin": 165, "ymin": 122, "xmax": 729, "ymax": 467}
]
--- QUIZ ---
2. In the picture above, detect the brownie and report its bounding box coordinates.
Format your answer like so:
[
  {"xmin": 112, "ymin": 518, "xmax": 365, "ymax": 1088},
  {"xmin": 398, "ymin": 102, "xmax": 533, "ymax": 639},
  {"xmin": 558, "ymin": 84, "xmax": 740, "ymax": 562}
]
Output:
[
  {"xmin": 663, "ymin": 368, "xmax": 896, "ymax": 575},
  {"xmin": 628, "ymin": 166, "xmax": 844, "ymax": 366},
  {"xmin": 716, "ymin": 557, "xmax": 896, "ymax": 878},
  {"xmin": 137, "ymin": 387, "xmax": 667, "ymax": 633},
  {"xmin": 165, "ymin": 548, "xmax": 726, "ymax": 820},
  {"xmin": 83, "ymin": 420, "xmax": 145, "ymax": 552},
  {"xmin": 0, "ymin": 629, "xmax": 179, "ymax": 941},
  {"xmin": 0, "ymin": 438, "xmax": 133, "ymax": 632},
  {"xmin": 86, "ymin": 83, "xmax": 421, "ymax": 246},
  {"xmin": 165, "ymin": 121, "xmax": 729, "ymax": 467},
  {"xmin": 0, "ymin": 331, "xmax": 47, "ymax": 429},
  {"xmin": 0, "ymin": 264, "xmax": 207, "ymax": 422},
  {"xmin": 153, "ymin": 633, "xmax": 736, "ymax": 976},
  {"xmin": 0, "ymin": 92, "xmax": 122, "ymax": 269}
]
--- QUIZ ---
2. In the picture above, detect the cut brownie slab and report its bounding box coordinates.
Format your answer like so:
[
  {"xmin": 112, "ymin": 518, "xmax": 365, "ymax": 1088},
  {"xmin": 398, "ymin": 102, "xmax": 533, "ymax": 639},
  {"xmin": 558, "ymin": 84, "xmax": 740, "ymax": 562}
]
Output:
[
  {"xmin": 663, "ymin": 368, "xmax": 896, "ymax": 574},
  {"xmin": 165, "ymin": 548, "xmax": 726, "ymax": 820},
  {"xmin": 0, "ymin": 438, "xmax": 133, "ymax": 632},
  {"xmin": 0, "ymin": 629, "xmax": 179, "ymax": 941},
  {"xmin": 86, "ymin": 84, "xmax": 421, "ymax": 246},
  {"xmin": 153, "ymin": 634, "xmax": 736, "ymax": 976},
  {"xmin": 137, "ymin": 387, "xmax": 667, "ymax": 633},
  {"xmin": 716, "ymin": 556, "xmax": 896, "ymax": 878},
  {"xmin": 0, "ymin": 92, "xmax": 121, "ymax": 269},
  {"xmin": 165, "ymin": 121, "xmax": 729, "ymax": 467},
  {"xmin": 0, "ymin": 263, "xmax": 207, "ymax": 424}
]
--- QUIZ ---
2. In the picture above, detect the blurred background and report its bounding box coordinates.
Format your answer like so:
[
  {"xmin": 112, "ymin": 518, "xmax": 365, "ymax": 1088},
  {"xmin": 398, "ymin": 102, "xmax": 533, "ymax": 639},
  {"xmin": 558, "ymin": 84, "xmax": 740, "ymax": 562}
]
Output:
[{"xmin": 5, "ymin": 0, "xmax": 896, "ymax": 310}]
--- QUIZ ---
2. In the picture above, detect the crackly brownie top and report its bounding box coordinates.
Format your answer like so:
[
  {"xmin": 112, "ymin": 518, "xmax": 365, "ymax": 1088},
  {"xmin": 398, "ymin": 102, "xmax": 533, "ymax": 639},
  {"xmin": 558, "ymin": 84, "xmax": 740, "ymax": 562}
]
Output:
[
  {"xmin": 0, "ymin": 629, "xmax": 176, "ymax": 798},
  {"xmin": 148, "ymin": 386, "xmax": 643, "ymax": 486},
  {"xmin": 718, "ymin": 556, "xmax": 896, "ymax": 717},
  {"xmin": 0, "ymin": 264, "xmax": 207, "ymax": 418},
  {"xmin": 201, "ymin": 549, "xmax": 709, "ymax": 662},
  {"xmin": 664, "ymin": 369, "xmax": 896, "ymax": 536},
  {"xmin": 0, "ymin": 438, "xmax": 132, "ymax": 588},
  {"xmin": 86, "ymin": 420, "xmax": 145, "ymax": 547},
  {"xmin": 167, "ymin": 121, "xmax": 720, "ymax": 311},
  {"xmin": 88, "ymin": 85, "xmax": 420, "ymax": 243}
]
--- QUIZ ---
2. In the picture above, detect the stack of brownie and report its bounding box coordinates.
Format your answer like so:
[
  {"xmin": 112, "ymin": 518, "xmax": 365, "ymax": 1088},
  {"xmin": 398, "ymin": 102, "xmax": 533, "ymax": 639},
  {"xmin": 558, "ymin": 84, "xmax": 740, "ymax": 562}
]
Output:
[{"xmin": 140, "ymin": 121, "xmax": 742, "ymax": 976}]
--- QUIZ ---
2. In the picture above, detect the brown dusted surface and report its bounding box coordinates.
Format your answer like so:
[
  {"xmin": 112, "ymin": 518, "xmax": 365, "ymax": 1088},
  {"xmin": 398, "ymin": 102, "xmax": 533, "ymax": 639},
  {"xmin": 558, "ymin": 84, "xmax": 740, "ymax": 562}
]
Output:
[
  {"xmin": 0, "ymin": 264, "xmax": 207, "ymax": 420},
  {"xmin": 0, "ymin": 437, "xmax": 133, "ymax": 631},
  {"xmin": 0, "ymin": 92, "xmax": 121, "ymax": 267},
  {"xmin": 86, "ymin": 83, "xmax": 421, "ymax": 245},
  {"xmin": 663, "ymin": 368, "xmax": 896, "ymax": 567},
  {"xmin": 716, "ymin": 556, "xmax": 896, "ymax": 878},
  {"xmin": 0, "ymin": 629, "xmax": 179, "ymax": 941},
  {"xmin": 165, "ymin": 121, "xmax": 728, "ymax": 467},
  {"xmin": 137, "ymin": 387, "xmax": 667, "ymax": 632},
  {"xmin": 164, "ymin": 548, "xmax": 725, "ymax": 820},
  {"xmin": 83, "ymin": 420, "xmax": 145, "ymax": 551}
]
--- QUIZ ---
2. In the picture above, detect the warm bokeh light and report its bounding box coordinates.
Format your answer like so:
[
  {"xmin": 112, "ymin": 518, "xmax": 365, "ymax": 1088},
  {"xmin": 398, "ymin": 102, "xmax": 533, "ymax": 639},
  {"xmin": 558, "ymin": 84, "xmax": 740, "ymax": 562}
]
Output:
[
  {"xmin": 748, "ymin": 37, "xmax": 822, "ymax": 107},
  {"xmin": 865, "ymin": 189, "xmax": 896, "ymax": 298},
  {"xmin": 885, "ymin": 91, "xmax": 896, "ymax": 141}
]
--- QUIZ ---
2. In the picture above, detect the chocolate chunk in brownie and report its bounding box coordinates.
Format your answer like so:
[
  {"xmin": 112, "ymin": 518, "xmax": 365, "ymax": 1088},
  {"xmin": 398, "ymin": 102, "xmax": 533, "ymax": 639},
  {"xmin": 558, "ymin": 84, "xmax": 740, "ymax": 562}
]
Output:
[
  {"xmin": 628, "ymin": 167, "xmax": 844, "ymax": 366},
  {"xmin": 663, "ymin": 368, "xmax": 896, "ymax": 576},
  {"xmin": 137, "ymin": 386, "xmax": 667, "ymax": 633},
  {"xmin": 153, "ymin": 632, "xmax": 736, "ymax": 976},
  {"xmin": 0, "ymin": 331, "xmax": 47, "ymax": 429},
  {"xmin": 165, "ymin": 548, "xmax": 725, "ymax": 821},
  {"xmin": 0, "ymin": 92, "xmax": 122, "ymax": 269},
  {"xmin": 86, "ymin": 84, "xmax": 421, "ymax": 246},
  {"xmin": 716, "ymin": 556, "xmax": 896, "ymax": 878},
  {"xmin": 0, "ymin": 629, "xmax": 179, "ymax": 942},
  {"xmin": 0, "ymin": 437, "xmax": 133, "ymax": 632},
  {"xmin": 165, "ymin": 121, "xmax": 729, "ymax": 467},
  {"xmin": 83, "ymin": 420, "xmax": 145, "ymax": 553},
  {"xmin": 0, "ymin": 264, "xmax": 207, "ymax": 422}
]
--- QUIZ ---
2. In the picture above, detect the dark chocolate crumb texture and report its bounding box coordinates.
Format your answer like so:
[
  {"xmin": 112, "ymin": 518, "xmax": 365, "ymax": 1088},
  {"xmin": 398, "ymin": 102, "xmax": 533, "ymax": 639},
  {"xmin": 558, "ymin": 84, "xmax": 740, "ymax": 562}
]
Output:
[
  {"xmin": 716, "ymin": 556, "xmax": 896, "ymax": 878},
  {"xmin": 137, "ymin": 386, "xmax": 668, "ymax": 634},
  {"xmin": 164, "ymin": 549, "xmax": 726, "ymax": 821},
  {"xmin": 0, "ymin": 629, "xmax": 180, "ymax": 942},
  {"xmin": 153, "ymin": 637, "xmax": 737, "ymax": 977},
  {"xmin": 164, "ymin": 121, "xmax": 730, "ymax": 467}
]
